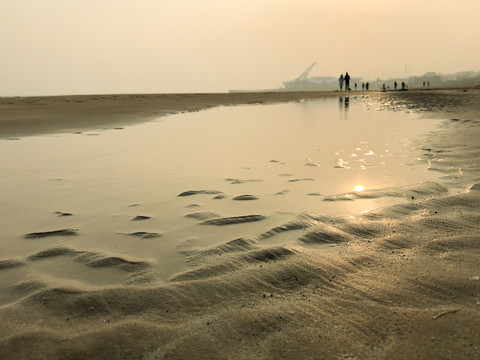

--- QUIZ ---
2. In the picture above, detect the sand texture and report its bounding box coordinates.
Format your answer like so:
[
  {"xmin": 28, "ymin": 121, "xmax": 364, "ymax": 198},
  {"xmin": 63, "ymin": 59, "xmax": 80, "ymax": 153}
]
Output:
[{"xmin": 1, "ymin": 89, "xmax": 480, "ymax": 359}]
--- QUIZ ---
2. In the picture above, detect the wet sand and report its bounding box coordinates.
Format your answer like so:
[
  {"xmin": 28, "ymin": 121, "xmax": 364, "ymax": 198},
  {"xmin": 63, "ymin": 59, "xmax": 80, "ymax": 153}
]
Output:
[
  {"xmin": 1, "ymin": 88, "xmax": 480, "ymax": 359},
  {"xmin": 0, "ymin": 92, "xmax": 342, "ymax": 139}
]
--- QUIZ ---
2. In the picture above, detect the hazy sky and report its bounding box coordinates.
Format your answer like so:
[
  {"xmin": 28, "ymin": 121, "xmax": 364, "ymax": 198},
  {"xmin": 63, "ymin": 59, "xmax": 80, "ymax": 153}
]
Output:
[{"xmin": 1, "ymin": 0, "xmax": 479, "ymax": 96}]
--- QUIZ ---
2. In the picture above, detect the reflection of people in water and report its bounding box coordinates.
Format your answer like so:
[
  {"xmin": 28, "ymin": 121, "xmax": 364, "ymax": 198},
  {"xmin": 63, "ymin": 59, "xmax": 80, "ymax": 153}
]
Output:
[{"xmin": 339, "ymin": 96, "xmax": 349, "ymax": 110}]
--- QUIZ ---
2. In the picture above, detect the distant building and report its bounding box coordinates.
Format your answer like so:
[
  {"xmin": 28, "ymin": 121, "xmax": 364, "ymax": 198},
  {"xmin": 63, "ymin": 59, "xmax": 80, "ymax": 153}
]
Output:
[{"xmin": 282, "ymin": 63, "xmax": 338, "ymax": 91}]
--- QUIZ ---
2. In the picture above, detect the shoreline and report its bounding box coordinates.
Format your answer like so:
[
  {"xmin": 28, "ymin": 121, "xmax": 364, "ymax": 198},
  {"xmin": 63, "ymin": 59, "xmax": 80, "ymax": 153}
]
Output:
[
  {"xmin": 1, "ymin": 89, "xmax": 480, "ymax": 359},
  {"xmin": 0, "ymin": 91, "xmax": 340, "ymax": 139},
  {"xmin": 0, "ymin": 87, "xmax": 476, "ymax": 139}
]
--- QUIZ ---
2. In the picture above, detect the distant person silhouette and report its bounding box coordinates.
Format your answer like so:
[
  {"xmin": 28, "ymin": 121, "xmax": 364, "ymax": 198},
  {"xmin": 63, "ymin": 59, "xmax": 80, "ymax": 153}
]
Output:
[
  {"xmin": 401, "ymin": 81, "xmax": 406, "ymax": 89},
  {"xmin": 427, "ymin": 81, "xmax": 430, "ymax": 87},
  {"xmin": 366, "ymin": 82, "xmax": 369, "ymax": 91},
  {"xmin": 423, "ymin": 81, "xmax": 426, "ymax": 87},
  {"xmin": 394, "ymin": 81, "xmax": 397, "ymax": 90},
  {"xmin": 344, "ymin": 72, "xmax": 351, "ymax": 91},
  {"xmin": 339, "ymin": 74, "xmax": 344, "ymax": 91},
  {"xmin": 362, "ymin": 83, "xmax": 365, "ymax": 90},
  {"xmin": 354, "ymin": 83, "xmax": 357, "ymax": 91}
]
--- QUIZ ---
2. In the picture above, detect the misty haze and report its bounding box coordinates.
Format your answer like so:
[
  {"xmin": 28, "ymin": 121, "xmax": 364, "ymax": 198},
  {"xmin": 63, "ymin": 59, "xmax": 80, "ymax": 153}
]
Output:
[{"xmin": 1, "ymin": 1, "xmax": 480, "ymax": 359}]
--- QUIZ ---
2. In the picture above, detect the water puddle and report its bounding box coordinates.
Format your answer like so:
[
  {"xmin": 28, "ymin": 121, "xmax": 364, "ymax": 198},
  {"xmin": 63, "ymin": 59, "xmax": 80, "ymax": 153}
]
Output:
[{"xmin": 0, "ymin": 96, "xmax": 442, "ymax": 280}]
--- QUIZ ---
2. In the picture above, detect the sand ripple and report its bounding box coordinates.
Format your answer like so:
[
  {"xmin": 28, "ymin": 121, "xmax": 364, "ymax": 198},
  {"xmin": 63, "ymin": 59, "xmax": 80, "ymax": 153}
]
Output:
[
  {"xmin": 184, "ymin": 211, "xmax": 222, "ymax": 220},
  {"xmin": 27, "ymin": 246, "xmax": 77, "ymax": 260},
  {"xmin": 323, "ymin": 181, "xmax": 448, "ymax": 201},
  {"xmin": 260, "ymin": 213, "xmax": 329, "ymax": 239},
  {"xmin": 178, "ymin": 190, "xmax": 224, "ymax": 196},
  {"xmin": 225, "ymin": 178, "xmax": 263, "ymax": 184},
  {"xmin": 0, "ymin": 259, "xmax": 25, "ymax": 270},
  {"xmin": 2, "ymin": 186, "xmax": 480, "ymax": 359},
  {"xmin": 24, "ymin": 228, "xmax": 79, "ymax": 239},
  {"xmin": 126, "ymin": 232, "xmax": 162, "ymax": 239},
  {"xmin": 287, "ymin": 178, "xmax": 315, "ymax": 183},
  {"xmin": 131, "ymin": 215, "xmax": 151, "ymax": 221},
  {"xmin": 200, "ymin": 215, "xmax": 266, "ymax": 226},
  {"xmin": 232, "ymin": 195, "xmax": 258, "ymax": 201},
  {"xmin": 25, "ymin": 246, "xmax": 152, "ymax": 274}
]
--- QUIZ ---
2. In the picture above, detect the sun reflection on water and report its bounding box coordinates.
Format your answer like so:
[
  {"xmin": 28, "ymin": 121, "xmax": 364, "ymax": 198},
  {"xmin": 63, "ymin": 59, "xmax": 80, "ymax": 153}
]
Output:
[{"xmin": 354, "ymin": 185, "xmax": 365, "ymax": 192}]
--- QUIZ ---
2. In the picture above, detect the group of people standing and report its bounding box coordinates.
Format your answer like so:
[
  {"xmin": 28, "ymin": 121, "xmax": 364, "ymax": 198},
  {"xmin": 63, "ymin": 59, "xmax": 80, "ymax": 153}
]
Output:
[
  {"xmin": 338, "ymin": 72, "xmax": 369, "ymax": 91},
  {"xmin": 338, "ymin": 72, "xmax": 416, "ymax": 91},
  {"xmin": 338, "ymin": 73, "xmax": 350, "ymax": 91},
  {"xmin": 339, "ymin": 73, "xmax": 411, "ymax": 92}
]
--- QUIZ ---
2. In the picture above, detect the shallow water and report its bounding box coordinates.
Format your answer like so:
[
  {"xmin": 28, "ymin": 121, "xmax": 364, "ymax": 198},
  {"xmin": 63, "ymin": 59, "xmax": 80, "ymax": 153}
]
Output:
[{"xmin": 0, "ymin": 96, "xmax": 442, "ymax": 283}]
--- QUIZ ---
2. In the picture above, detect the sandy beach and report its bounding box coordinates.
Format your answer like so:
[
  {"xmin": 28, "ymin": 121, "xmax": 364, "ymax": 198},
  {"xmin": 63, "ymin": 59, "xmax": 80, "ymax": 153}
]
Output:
[{"xmin": 1, "ymin": 88, "xmax": 480, "ymax": 359}]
